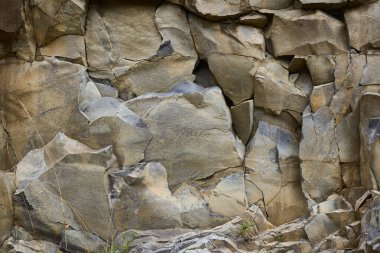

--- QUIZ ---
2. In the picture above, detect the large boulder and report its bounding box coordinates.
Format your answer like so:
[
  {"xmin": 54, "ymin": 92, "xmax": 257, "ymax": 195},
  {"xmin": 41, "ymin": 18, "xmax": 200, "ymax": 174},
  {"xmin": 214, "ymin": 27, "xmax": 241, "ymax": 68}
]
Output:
[
  {"xmin": 13, "ymin": 133, "xmax": 116, "ymax": 243},
  {"xmin": 126, "ymin": 82, "xmax": 244, "ymax": 186},
  {"xmin": 266, "ymin": 10, "xmax": 348, "ymax": 56}
]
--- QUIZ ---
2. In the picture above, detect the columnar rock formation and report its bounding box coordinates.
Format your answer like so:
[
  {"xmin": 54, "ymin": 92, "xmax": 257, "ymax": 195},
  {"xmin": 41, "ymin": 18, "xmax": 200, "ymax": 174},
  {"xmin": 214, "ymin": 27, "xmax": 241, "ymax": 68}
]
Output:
[{"xmin": 0, "ymin": 0, "xmax": 380, "ymax": 252}]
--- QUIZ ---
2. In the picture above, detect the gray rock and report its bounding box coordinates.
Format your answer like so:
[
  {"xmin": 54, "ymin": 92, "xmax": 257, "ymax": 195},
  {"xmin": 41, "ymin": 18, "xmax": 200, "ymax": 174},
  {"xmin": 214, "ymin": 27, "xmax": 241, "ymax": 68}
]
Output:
[{"xmin": 230, "ymin": 100, "xmax": 254, "ymax": 145}]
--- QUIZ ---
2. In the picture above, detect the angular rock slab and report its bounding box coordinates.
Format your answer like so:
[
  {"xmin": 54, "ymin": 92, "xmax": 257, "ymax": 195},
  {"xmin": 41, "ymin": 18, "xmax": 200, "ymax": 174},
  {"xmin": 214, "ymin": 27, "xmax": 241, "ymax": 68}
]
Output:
[
  {"xmin": 189, "ymin": 14, "xmax": 265, "ymax": 59},
  {"xmin": 267, "ymin": 10, "xmax": 348, "ymax": 56},
  {"xmin": 0, "ymin": 172, "xmax": 15, "ymax": 245},
  {"xmin": 230, "ymin": 100, "xmax": 254, "ymax": 145},
  {"xmin": 345, "ymin": 1, "xmax": 380, "ymax": 51},
  {"xmin": 112, "ymin": 162, "xmax": 182, "ymax": 231},
  {"xmin": 252, "ymin": 60, "xmax": 308, "ymax": 114},
  {"xmin": 245, "ymin": 121, "xmax": 308, "ymax": 225},
  {"xmin": 208, "ymin": 54, "xmax": 257, "ymax": 105},
  {"xmin": 126, "ymin": 82, "xmax": 244, "ymax": 186},
  {"xmin": 31, "ymin": 0, "xmax": 88, "ymax": 46},
  {"xmin": 0, "ymin": 58, "xmax": 89, "ymax": 171},
  {"xmin": 360, "ymin": 191, "xmax": 380, "ymax": 252},
  {"xmin": 14, "ymin": 133, "xmax": 115, "ymax": 242}
]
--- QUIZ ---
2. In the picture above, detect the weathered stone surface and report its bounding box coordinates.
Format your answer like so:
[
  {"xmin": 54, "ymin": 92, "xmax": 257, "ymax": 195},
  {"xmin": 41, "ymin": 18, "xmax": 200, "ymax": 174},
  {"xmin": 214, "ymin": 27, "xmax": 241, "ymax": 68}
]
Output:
[
  {"xmin": 114, "ymin": 54, "xmax": 197, "ymax": 96},
  {"xmin": 238, "ymin": 12, "xmax": 268, "ymax": 28},
  {"xmin": 306, "ymin": 55, "xmax": 335, "ymax": 86},
  {"xmin": 39, "ymin": 35, "xmax": 86, "ymax": 65},
  {"xmin": 2, "ymin": 237, "xmax": 61, "ymax": 253},
  {"xmin": 252, "ymin": 61, "xmax": 308, "ymax": 114},
  {"xmin": 0, "ymin": 172, "xmax": 14, "ymax": 245},
  {"xmin": 310, "ymin": 82, "xmax": 335, "ymax": 112},
  {"xmin": 230, "ymin": 100, "xmax": 254, "ymax": 145},
  {"xmin": 126, "ymin": 82, "xmax": 244, "ymax": 186},
  {"xmin": 267, "ymin": 10, "xmax": 348, "ymax": 56},
  {"xmin": 299, "ymin": 0, "xmax": 365, "ymax": 9},
  {"xmin": 60, "ymin": 230, "xmax": 106, "ymax": 253},
  {"xmin": 208, "ymin": 54, "xmax": 257, "ymax": 105},
  {"xmin": 345, "ymin": 1, "xmax": 380, "ymax": 50},
  {"xmin": 189, "ymin": 14, "xmax": 265, "ymax": 59},
  {"xmin": 31, "ymin": 0, "xmax": 88, "ymax": 46},
  {"xmin": 112, "ymin": 162, "xmax": 182, "ymax": 231},
  {"xmin": 360, "ymin": 52, "xmax": 380, "ymax": 86},
  {"xmin": 14, "ymin": 133, "xmax": 115, "ymax": 242},
  {"xmin": 336, "ymin": 108, "xmax": 360, "ymax": 162},
  {"xmin": 359, "ymin": 191, "xmax": 380, "ymax": 252},
  {"xmin": 155, "ymin": 3, "xmax": 198, "ymax": 57},
  {"xmin": 0, "ymin": 58, "xmax": 88, "ymax": 171},
  {"xmin": 305, "ymin": 214, "xmax": 339, "ymax": 246},
  {"xmin": 245, "ymin": 121, "xmax": 308, "ymax": 225}
]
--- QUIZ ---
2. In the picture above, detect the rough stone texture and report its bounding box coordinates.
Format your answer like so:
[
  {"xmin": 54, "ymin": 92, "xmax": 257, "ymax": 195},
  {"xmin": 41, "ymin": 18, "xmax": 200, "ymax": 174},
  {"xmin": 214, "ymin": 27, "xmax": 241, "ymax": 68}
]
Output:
[
  {"xmin": 208, "ymin": 54, "xmax": 257, "ymax": 105},
  {"xmin": 345, "ymin": 0, "xmax": 380, "ymax": 51},
  {"xmin": 252, "ymin": 61, "xmax": 309, "ymax": 114},
  {"xmin": 230, "ymin": 100, "xmax": 254, "ymax": 145},
  {"xmin": 267, "ymin": 10, "xmax": 348, "ymax": 56},
  {"xmin": 189, "ymin": 14, "xmax": 265, "ymax": 59},
  {"xmin": 126, "ymin": 82, "xmax": 244, "ymax": 186},
  {"xmin": 0, "ymin": 173, "xmax": 14, "ymax": 245}
]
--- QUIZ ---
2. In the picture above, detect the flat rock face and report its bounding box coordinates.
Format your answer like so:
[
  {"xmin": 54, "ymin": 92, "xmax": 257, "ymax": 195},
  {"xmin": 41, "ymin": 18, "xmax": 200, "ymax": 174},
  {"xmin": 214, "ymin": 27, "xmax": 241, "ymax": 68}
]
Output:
[
  {"xmin": 267, "ymin": 10, "xmax": 348, "ymax": 56},
  {"xmin": 13, "ymin": 133, "xmax": 116, "ymax": 242},
  {"xmin": 0, "ymin": 173, "xmax": 14, "ymax": 245},
  {"xmin": 189, "ymin": 14, "xmax": 265, "ymax": 59},
  {"xmin": 126, "ymin": 82, "xmax": 244, "ymax": 186}
]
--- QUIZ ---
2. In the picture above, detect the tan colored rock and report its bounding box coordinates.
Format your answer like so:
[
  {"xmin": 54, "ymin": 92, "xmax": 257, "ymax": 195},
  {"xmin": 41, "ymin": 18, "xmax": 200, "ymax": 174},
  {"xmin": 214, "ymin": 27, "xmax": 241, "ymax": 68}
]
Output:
[
  {"xmin": 249, "ymin": 0, "xmax": 293, "ymax": 9},
  {"xmin": 267, "ymin": 10, "xmax": 348, "ymax": 56},
  {"xmin": 0, "ymin": 172, "xmax": 14, "ymax": 245},
  {"xmin": 189, "ymin": 14, "xmax": 265, "ymax": 59},
  {"xmin": 126, "ymin": 82, "xmax": 244, "ymax": 186},
  {"xmin": 359, "ymin": 192, "xmax": 380, "ymax": 251},
  {"xmin": 310, "ymin": 82, "xmax": 335, "ymax": 112},
  {"xmin": 230, "ymin": 100, "xmax": 254, "ymax": 145},
  {"xmin": 245, "ymin": 121, "xmax": 308, "ymax": 225},
  {"xmin": 112, "ymin": 162, "xmax": 182, "ymax": 231},
  {"xmin": 305, "ymin": 214, "xmax": 339, "ymax": 246},
  {"xmin": 155, "ymin": 2, "xmax": 198, "ymax": 57},
  {"xmin": 306, "ymin": 55, "xmax": 335, "ymax": 86},
  {"xmin": 238, "ymin": 12, "xmax": 268, "ymax": 28},
  {"xmin": 336, "ymin": 108, "xmax": 360, "ymax": 162},
  {"xmin": 345, "ymin": 1, "xmax": 380, "ymax": 51},
  {"xmin": 39, "ymin": 35, "xmax": 87, "ymax": 65},
  {"xmin": 299, "ymin": 0, "xmax": 356, "ymax": 9},
  {"xmin": 208, "ymin": 54, "xmax": 257, "ymax": 105},
  {"xmin": 0, "ymin": 58, "xmax": 88, "ymax": 171},
  {"xmin": 114, "ymin": 54, "xmax": 197, "ymax": 96},
  {"xmin": 14, "ymin": 133, "xmax": 116, "ymax": 242},
  {"xmin": 31, "ymin": 0, "xmax": 88, "ymax": 46},
  {"xmin": 252, "ymin": 61, "xmax": 308, "ymax": 114},
  {"xmin": 3, "ymin": 237, "xmax": 62, "ymax": 253}
]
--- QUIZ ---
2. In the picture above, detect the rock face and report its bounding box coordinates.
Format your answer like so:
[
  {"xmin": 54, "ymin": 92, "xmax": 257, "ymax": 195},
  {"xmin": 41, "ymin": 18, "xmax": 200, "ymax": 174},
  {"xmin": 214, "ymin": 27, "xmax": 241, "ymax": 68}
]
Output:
[{"xmin": 1, "ymin": 0, "xmax": 380, "ymax": 252}]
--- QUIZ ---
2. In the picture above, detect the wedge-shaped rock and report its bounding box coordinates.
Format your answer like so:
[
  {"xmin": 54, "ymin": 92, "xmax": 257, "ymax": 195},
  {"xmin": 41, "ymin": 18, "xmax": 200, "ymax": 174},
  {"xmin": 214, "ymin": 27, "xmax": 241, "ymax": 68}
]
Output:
[
  {"xmin": 360, "ymin": 53, "xmax": 380, "ymax": 86},
  {"xmin": 239, "ymin": 12, "xmax": 268, "ymax": 28},
  {"xmin": 0, "ymin": 58, "xmax": 89, "ymax": 171},
  {"xmin": 189, "ymin": 14, "xmax": 265, "ymax": 59},
  {"xmin": 114, "ymin": 53, "xmax": 197, "ymax": 96},
  {"xmin": 245, "ymin": 121, "xmax": 308, "ymax": 225},
  {"xmin": 345, "ymin": 1, "xmax": 380, "ymax": 51},
  {"xmin": 305, "ymin": 55, "xmax": 335, "ymax": 86},
  {"xmin": 249, "ymin": 0, "xmax": 293, "ymax": 9},
  {"xmin": 305, "ymin": 214, "xmax": 339, "ymax": 246},
  {"xmin": 230, "ymin": 100, "xmax": 254, "ymax": 145},
  {"xmin": 208, "ymin": 54, "xmax": 257, "ymax": 105},
  {"xmin": 31, "ymin": 0, "xmax": 88, "ymax": 46},
  {"xmin": 2, "ymin": 237, "xmax": 61, "ymax": 253},
  {"xmin": 126, "ymin": 82, "xmax": 244, "ymax": 186},
  {"xmin": 155, "ymin": 2, "xmax": 197, "ymax": 57},
  {"xmin": 112, "ymin": 162, "xmax": 182, "ymax": 231},
  {"xmin": 310, "ymin": 83, "xmax": 335, "ymax": 112},
  {"xmin": 39, "ymin": 35, "xmax": 86, "ymax": 65},
  {"xmin": 252, "ymin": 61, "xmax": 308, "ymax": 114},
  {"xmin": 14, "ymin": 133, "xmax": 115, "ymax": 242},
  {"xmin": 267, "ymin": 10, "xmax": 348, "ymax": 56}
]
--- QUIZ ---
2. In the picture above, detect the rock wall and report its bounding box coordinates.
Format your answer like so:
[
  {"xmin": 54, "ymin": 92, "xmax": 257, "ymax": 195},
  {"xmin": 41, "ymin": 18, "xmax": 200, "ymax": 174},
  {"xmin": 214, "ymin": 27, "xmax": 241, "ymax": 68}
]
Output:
[{"xmin": 0, "ymin": 0, "xmax": 380, "ymax": 252}]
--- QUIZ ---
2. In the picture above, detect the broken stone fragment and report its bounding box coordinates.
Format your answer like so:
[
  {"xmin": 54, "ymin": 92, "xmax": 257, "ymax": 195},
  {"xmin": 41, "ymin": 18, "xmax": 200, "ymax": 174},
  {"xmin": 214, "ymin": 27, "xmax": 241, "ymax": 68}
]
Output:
[
  {"xmin": 38, "ymin": 35, "xmax": 87, "ymax": 66},
  {"xmin": 252, "ymin": 60, "xmax": 308, "ymax": 114},
  {"xmin": 305, "ymin": 214, "xmax": 339, "ymax": 246},
  {"xmin": 189, "ymin": 14, "xmax": 265, "ymax": 59},
  {"xmin": 230, "ymin": 100, "xmax": 254, "ymax": 145},
  {"xmin": 238, "ymin": 12, "xmax": 268, "ymax": 28},
  {"xmin": 0, "ymin": 172, "xmax": 14, "ymax": 245},
  {"xmin": 305, "ymin": 55, "xmax": 335, "ymax": 86},
  {"xmin": 266, "ymin": 10, "xmax": 348, "ymax": 56},
  {"xmin": 310, "ymin": 82, "xmax": 335, "ymax": 112},
  {"xmin": 208, "ymin": 53, "xmax": 257, "ymax": 105}
]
